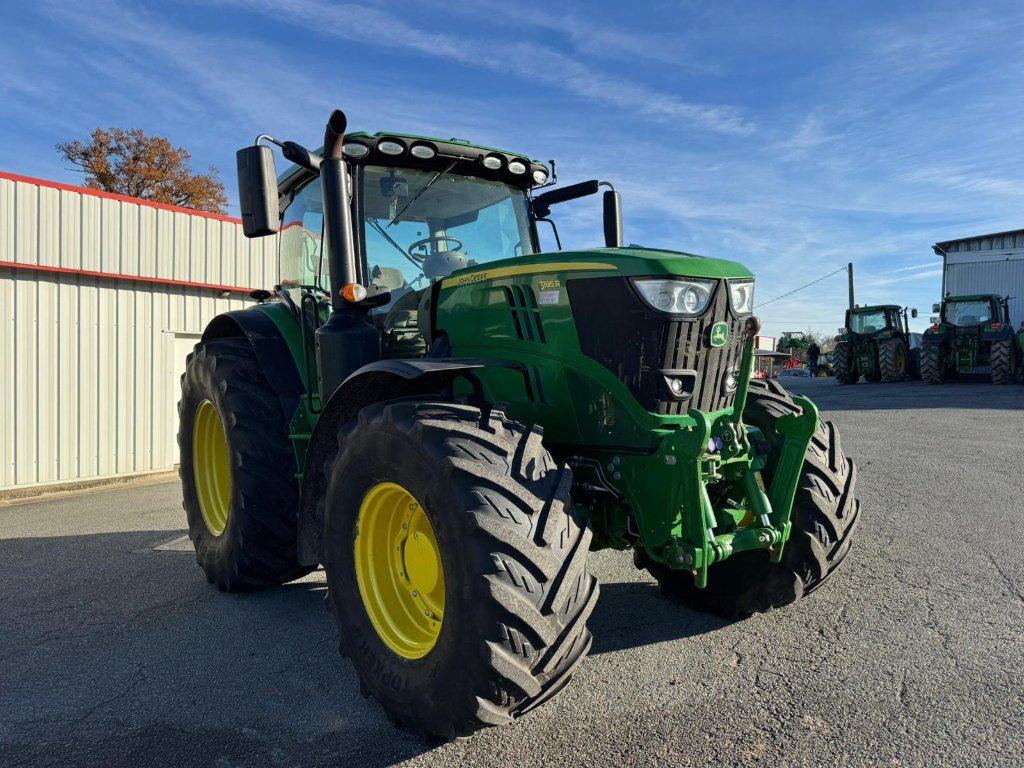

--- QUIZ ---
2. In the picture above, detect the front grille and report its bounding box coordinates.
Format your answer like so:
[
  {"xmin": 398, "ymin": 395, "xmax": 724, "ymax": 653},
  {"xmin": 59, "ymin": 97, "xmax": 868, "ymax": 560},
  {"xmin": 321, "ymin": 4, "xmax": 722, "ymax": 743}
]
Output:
[{"xmin": 568, "ymin": 277, "xmax": 746, "ymax": 415}]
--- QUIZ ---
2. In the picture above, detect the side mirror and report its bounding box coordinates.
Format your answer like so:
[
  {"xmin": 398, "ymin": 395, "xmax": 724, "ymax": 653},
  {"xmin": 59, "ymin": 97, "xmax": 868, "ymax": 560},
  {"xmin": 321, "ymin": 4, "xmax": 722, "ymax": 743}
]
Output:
[
  {"xmin": 532, "ymin": 180, "xmax": 600, "ymax": 219},
  {"xmin": 911, "ymin": 308, "xmax": 918, "ymax": 318},
  {"xmin": 236, "ymin": 145, "xmax": 280, "ymax": 238},
  {"xmin": 603, "ymin": 189, "xmax": 622, "ymax": 248},
  {"xmin": 931, "ymin": 303, "xmax": 941, "ymax": 313}
]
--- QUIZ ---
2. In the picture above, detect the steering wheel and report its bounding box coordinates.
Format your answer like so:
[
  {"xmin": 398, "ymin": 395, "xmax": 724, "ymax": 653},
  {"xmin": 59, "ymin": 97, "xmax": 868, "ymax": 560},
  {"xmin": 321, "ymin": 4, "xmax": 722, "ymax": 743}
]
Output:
[{"xmin": 407, "ymin": 235, "xmax": 464, "ymax": 263}]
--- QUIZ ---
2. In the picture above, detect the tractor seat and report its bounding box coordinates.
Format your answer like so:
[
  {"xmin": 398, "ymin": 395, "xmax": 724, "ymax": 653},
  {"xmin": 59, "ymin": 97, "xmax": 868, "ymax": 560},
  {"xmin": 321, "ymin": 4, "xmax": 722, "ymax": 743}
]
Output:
[{"xmin": 382, "ymin": 288, "xmax": 429, "ymax": 358}]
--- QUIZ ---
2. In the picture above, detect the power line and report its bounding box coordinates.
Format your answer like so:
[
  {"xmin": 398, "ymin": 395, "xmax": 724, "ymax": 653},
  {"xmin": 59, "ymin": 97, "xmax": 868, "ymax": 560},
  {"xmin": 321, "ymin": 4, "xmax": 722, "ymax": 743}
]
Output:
[{"xmin": 754, "ymin": 265, "xmax": 849, "ymax": 309}]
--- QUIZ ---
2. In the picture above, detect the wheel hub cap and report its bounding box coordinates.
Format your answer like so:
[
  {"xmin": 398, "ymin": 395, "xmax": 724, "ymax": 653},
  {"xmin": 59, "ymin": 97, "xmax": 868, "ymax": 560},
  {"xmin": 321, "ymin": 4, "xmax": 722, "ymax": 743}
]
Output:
[
  {"xmin": 354, "ymin": 482, "xmax": 445, "ymax": 659},
  {"xmin": 193, "ymin": 400, "xmax": 231, "ymax": 536}
]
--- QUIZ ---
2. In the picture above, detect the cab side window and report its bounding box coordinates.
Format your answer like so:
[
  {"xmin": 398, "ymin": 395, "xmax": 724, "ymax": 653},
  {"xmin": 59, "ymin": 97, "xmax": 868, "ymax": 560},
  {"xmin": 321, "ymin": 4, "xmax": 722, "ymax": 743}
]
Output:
[{"xmin": 279, "ymin": 181, "xmax": 327, "ymax": 304}]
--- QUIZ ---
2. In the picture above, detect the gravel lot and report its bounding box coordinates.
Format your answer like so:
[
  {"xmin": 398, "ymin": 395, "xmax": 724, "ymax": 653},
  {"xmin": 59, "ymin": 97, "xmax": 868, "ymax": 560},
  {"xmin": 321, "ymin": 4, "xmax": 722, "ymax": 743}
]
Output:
[{"xmin": 2, "ymin": 379, "xmax": 1022, "ymax": 767}]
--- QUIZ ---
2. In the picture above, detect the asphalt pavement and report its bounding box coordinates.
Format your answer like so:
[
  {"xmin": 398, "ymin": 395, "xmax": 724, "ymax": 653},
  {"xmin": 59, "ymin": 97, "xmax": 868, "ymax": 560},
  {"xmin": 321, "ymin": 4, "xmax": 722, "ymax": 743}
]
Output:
[{"xmin": 1, "ymin": 378, "xmax": 1022, "ymax": 767}]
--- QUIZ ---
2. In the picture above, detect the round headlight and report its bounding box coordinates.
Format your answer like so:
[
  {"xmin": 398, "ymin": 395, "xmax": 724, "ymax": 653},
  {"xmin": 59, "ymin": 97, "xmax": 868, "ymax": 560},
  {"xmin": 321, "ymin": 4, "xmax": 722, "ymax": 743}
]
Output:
[
  {"xmin": 532, "ymin": 168, "xmax": 548, "ymax": 185},
  {"xmin": 652, "ymin": 291, "xmax": 674, "ymax": 310},
  {"xmin": 410, "ymin": 144, "xmax": 436, "ymax": 159},
  {"xmin": 343, "ymin": 142, "xmax": 370, "ymax": 158},
  {"xmin": 482, "ymin": 155, "xmax": 503, "ymax": 170},
  {"xmin": 378, "ymin": 140, "xmax": 405, "ymax": 156},
  {"xmin": 508, "ymin": 159, "xmax": 527, "ymax": 175},
  {"xmin": 680, "ymin": 287, "xmax": 702, "ymax": 313}
]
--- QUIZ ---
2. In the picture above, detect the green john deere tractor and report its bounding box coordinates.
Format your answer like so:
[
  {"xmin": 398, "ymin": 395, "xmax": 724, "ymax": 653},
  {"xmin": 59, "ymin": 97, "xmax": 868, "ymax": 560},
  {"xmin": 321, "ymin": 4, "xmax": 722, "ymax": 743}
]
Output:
[
  {"xmin": 178, "ymin": 109, "xmax": 860, "ymax": 738},
  {"xmin": 833, "ymin": 304, "xmax": 917, "ymax": 384},
  {"xmin": 920, "ymin": 294, "xmax": 1016, "ymax": 384}
]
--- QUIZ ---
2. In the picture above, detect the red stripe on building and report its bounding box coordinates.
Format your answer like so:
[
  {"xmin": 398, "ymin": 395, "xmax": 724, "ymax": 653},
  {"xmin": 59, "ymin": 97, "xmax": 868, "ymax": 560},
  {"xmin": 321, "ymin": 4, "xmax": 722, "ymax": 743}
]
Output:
[
  {"xmin": 0, "ymin": 260, "xmax": 256, "ymax": 294},
  {"xmin": 0, "ymin": 171, "xmax": 242, "ymax": 224}
]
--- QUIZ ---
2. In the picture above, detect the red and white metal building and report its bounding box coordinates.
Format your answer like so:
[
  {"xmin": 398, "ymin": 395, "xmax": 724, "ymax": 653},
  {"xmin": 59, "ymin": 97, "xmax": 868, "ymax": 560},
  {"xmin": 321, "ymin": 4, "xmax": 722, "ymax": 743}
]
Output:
[{"xmin": 0, "ymin": 172, "xmax": 277, "ymax": 493}]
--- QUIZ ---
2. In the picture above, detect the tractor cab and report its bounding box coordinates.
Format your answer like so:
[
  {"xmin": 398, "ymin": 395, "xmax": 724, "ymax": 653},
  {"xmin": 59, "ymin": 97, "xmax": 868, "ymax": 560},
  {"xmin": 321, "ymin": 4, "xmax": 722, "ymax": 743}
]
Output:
[
  {"xmin": 844, "ymin": 304, "xmax": 902, "ymax": 336},
  {"xmin": 934, "ymin": 295, "xmax": 1007, "ymax": 329}
]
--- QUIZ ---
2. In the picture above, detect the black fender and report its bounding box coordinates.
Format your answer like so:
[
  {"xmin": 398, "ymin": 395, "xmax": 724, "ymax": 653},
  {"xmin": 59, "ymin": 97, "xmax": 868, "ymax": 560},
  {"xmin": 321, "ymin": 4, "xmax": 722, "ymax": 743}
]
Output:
[
  {"xmin": 201, "ymin": 309, "xmax": 306, "ymax": 420},
  {"xmin": 295, "ymin": 358, "xmax": 526, "ymax": 566},
  {"xmin": 921, "ymin": 329, "xmax": 948, "ymax": 344},
  {"xmin": 981, "ymin": 325, "xmax": 1012, "ymax": 342}
]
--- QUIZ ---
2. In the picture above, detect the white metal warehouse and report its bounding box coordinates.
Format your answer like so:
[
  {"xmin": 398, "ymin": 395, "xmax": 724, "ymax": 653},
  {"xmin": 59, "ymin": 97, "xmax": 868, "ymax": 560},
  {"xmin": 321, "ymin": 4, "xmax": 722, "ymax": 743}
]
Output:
[
  {"xmin": 1, "ymin": 172, "xmax": 277, "ymax": 493},
  {"xmin": 934, "ymin": 229, "xmax": 1024, "ymax": 329}
]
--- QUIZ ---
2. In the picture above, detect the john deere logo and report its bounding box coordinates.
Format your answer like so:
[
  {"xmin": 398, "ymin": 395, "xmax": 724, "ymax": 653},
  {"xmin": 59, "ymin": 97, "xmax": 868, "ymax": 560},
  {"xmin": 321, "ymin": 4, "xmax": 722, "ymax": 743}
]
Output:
[{"xmin": 710, "ymin": 322, "xmax": 729, "ymax": 348}]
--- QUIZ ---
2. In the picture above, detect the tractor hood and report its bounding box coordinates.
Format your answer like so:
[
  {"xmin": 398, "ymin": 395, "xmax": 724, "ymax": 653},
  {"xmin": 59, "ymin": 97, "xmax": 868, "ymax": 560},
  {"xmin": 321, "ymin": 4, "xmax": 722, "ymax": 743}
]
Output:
[{"xmin": 440, "ymin": 246, "xmax": 753, "ymax": 290}]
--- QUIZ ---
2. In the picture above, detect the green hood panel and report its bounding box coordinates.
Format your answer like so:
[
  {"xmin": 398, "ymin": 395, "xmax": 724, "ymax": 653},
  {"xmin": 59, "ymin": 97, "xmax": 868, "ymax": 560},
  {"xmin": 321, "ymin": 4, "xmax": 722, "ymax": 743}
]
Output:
[{"xmin": 441, "ymin": 247, "xmax": 753, "ymax": 287}]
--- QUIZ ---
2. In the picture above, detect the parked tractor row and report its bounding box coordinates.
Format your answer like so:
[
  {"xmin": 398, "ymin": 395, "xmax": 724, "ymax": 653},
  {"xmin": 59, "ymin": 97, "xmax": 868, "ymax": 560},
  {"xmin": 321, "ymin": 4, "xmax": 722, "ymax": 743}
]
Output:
[{"xmin": 831, "ymin": 296, "xmax": 1023, "ymax": 385}]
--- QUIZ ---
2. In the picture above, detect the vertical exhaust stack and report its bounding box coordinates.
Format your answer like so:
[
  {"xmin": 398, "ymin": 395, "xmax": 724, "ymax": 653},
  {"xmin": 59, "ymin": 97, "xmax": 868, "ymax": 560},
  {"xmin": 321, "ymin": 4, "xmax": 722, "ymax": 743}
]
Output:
[
  {"xmin": 315, "ymin": 109, "xmax": 381, "ymax": 401},
  {"xmin": 321, "ymin": 110, "xmax": 360, "ymax": 307}
]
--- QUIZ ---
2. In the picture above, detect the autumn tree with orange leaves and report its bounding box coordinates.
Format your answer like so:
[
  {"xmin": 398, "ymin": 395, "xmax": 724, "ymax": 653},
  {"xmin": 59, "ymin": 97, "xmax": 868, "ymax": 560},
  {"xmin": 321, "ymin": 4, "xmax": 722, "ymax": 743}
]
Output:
[{"xmin": 57, "ymin": 128, "xmax": 227, "ymax": 214}]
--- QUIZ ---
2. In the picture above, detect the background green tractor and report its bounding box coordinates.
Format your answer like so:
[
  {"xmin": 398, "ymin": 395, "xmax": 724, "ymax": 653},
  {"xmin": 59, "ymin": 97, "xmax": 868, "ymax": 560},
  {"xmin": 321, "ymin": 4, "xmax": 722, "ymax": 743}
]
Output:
[
  {"xmin": 178, "ymin": 109, "xmax": 860, "ymax": 738},
  {"xmin": 832, "ymin": 304, "xmax": 917, "ymax": 384},
  {"xmin": 920, "ymin": 294, "xmax": 1016, "ymax": 384}
]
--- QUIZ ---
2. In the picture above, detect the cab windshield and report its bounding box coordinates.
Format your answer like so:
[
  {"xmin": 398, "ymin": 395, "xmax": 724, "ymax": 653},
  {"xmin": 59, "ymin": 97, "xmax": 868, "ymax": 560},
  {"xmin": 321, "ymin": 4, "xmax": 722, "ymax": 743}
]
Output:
[
  {"xmin": 361, "ymin": 165, "xmax": 535, "ymax": 294},
  {"xmin": 850, "ymin": 310, "xmax": 889, "ymax": 334},
  {"xmin": 944, "ymin": 299, "xmax": 993, "ymax": 325}
]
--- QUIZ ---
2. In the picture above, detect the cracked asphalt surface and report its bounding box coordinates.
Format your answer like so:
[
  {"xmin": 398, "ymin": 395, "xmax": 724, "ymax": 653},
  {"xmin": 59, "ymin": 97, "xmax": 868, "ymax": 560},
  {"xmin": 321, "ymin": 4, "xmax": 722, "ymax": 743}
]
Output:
[{"xmin": 1, "ymin": 379, "xmax": 1022, "ymax": 767}]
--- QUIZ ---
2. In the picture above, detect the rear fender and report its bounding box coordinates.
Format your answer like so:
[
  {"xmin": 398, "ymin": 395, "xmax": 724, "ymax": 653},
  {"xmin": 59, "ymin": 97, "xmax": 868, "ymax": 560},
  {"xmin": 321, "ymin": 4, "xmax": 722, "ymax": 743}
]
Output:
[
  {"xmin": 200, "ymin": 308, "xmax": 306, "ymax": 421},
  {"xmin": 981, "ymin": 324, "xmax": 1012, "ymax": 342},
  {"xmin": 295, "ymin": 358, "xmax": 526, "ymax": 565}
]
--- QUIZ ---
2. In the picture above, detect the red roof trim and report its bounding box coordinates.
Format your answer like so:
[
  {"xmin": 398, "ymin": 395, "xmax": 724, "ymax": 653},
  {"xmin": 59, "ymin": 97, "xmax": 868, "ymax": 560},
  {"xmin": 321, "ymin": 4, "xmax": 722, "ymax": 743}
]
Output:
[
  {"xmin": 0, "ymin": 171, "xmax": 242, "ymax": 224},
  {"xmin": 0, "ymin": 260, "xmax": 255, "ymax": 294}
]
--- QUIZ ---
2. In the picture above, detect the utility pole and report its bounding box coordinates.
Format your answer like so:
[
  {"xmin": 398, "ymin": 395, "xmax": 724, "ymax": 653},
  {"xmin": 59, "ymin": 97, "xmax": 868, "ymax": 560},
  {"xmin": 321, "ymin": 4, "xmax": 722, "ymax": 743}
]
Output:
[{"xmin": 847, "ymin": 262, "xmax": 855, "ymax": 312}]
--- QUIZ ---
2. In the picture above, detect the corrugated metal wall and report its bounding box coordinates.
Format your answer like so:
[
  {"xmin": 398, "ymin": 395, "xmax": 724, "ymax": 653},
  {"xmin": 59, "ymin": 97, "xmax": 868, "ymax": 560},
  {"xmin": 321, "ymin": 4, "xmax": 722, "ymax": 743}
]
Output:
[
  {"xmin": 0, "ymin": 174, "xmax": 278, "ymax": 491},
  {"xmin": 939, "ymin": 230, "xmax": 1024, "ymax": 330}
]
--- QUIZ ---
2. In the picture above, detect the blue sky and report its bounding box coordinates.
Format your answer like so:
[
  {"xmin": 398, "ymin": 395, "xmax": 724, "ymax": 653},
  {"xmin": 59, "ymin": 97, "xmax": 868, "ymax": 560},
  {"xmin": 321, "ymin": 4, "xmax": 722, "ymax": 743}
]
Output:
[{"xmin": 4, "ymin": 0, "xmax": 1024, "ymax": 338}]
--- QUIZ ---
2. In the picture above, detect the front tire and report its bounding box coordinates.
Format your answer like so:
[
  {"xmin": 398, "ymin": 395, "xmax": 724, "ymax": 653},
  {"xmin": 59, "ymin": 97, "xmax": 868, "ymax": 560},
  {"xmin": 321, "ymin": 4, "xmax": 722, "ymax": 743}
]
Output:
[
  {"xmin": 178, "ymin": 339, "xmax": 313, "ymax": 590},
  {"xmin": 920, "ymin": 344, "xmax": 945, "ymax": 384},
  {"xmin": 991, "ymin": 339, "xmax": 1013, "ymax": 384},
  {"xmin": 879, "ymin": 338, "xmax": 907, "ymax": 382},
  {"xmin": 833, "ymin": 342, "xmax": 859, "ymax": 384},
  {"xmin": 323, "ymin": 401, "xmax": 598, "ymax": 738},
  {"xmin": 637, "ymin": 380, "xmax": 860, "ymax": 617}
]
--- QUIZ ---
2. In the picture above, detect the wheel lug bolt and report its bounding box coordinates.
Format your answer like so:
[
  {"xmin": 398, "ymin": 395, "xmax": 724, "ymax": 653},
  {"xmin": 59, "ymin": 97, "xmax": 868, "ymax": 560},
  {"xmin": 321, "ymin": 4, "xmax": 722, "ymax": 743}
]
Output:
[
  {"xmin": 412, "ymin": 590, "xmax": 419, "ymax": 597},
  {"xmin": 402, "ymin": 523, "xmax": 408, "ymax": 529},
  {"xmin": 424, "ymin": 610, "xmax": 431, "ymax": 617}
]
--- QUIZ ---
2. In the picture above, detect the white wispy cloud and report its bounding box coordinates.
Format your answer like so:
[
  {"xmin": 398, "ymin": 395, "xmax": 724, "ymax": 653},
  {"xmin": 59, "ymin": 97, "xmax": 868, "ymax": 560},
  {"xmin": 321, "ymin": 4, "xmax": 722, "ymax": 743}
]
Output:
[{"xmin": 199, "ymin": 0, "xmax": 754, "ymax": 136}]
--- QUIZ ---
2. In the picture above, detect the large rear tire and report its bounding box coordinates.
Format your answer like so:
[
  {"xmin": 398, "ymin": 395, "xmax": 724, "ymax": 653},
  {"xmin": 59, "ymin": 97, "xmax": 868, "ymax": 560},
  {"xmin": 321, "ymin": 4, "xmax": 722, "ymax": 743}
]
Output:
[
  {"xmin": 833, "ymin": 342, "xmax": 859, "ymax": 384},
  {"xmin": 178, "ymin": 339, "xmax": 313, "ymax": 591},
  {"xmin": 990, "ymin": 339, "xmax": 1013, "ymax": 384},
  {"xmin": 879, "ymin": 338, "xmax": 907, "ymax": 382},
  {"xmin": 637, "ymin": 380, "xmax": 860, "ymax": 617},
  {"xmin": 323, "ymin": 401, "xmax": 598, "ymax": 739},
  {"xmin": 920, "ymin": 343, "xmax": 945, "ymax": 384}
]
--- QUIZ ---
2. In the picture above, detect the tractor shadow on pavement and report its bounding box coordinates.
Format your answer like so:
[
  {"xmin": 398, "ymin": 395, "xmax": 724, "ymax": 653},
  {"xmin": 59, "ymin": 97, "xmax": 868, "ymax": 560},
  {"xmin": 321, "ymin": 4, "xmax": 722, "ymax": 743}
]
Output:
[{"xmin": 588, "ymin": 581, "xmax": 734, "ymax": 655}]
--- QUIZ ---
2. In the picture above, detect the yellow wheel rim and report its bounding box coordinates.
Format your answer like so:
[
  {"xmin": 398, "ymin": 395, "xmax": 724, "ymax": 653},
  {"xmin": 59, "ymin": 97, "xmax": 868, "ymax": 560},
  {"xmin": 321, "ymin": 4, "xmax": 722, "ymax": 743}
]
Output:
[
  {"xmin": 354, "ymin": 482, "xmax": 445, "ymax": 659},
  {"xmin": 193, "ymin": 400, "xmax": 231, "ymax": 537}
]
